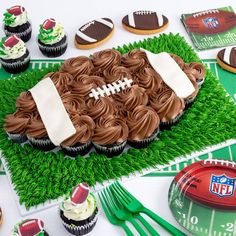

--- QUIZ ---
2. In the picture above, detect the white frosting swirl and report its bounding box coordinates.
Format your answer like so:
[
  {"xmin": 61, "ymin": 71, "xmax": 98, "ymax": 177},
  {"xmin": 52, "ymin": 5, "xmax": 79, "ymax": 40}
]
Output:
[
  {"xmin": 60, "ymin": 194, "xmax": 96, "ymax": 221},
  {"xmin": 1, "ymin": 39, "xmax": 26, "ymax": 60},
  {"xmin": 9, "ymin": 11, "xmax": 28, "ymax": 27}
]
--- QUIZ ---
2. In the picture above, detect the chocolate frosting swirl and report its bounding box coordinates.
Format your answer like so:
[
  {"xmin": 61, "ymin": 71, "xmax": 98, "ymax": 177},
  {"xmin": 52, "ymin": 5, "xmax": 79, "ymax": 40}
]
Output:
[
  {"xmin": 16, "ymin": 91, "xmax": 36, "ymax": 112},
  {"xmin": 186, "ymin": 74, "xmax": 199, "ymax": 101},
  {"xmin": 92, "ymin": 49, "xmax": 121, "ymax": 75},
  {"xmin": 188, "ymin": 62, "xmax": 206, "ymax": 81},
  {"xmin": 60, "ymin": 56, "xmax": 94, "ymax": 77},
  {"xmin": 4, "ymin": 109, "xmax": 32, "ymax": 134},
  {"xmin": 113, "ymin": 85, "xmax": 148, "ymax": 111},
  {"xmin": 150, "ymin": 87, "xmax": 185, "ymax": 122},
  {"xmin": 71, "ymin": 75, "xmax": 105, "ymax": 99},
  {"xmin": 26, "ymin": 114, "xmax": 48, "ymax": 139},
  {"xmin": 92, "ymin": 115, "xmax": 128, "ymax": 145},
  {"xmin": 170, "ymin": 54, "xmax": 185, "ymax": 69},
  {"xmin": 61, "ymin": 115, "xmax": 95, "ymax": 146},
  {"xmin": 43, "ymin": 72, "xmax": 74, "ymax": 94},
  {"xmin": 103, "ymin": 66, "xmax": 132, "ymax": 84},
  {"xmin": 122, "ymin": 49, "xmax": 149, "ymax": 74},
  {"xmin": 87, "ymin": 97, "xmax": 115, "ymax": 120},
  {"xmin": 127, "ymin": 105, "xmax": 160, "ymax": 141},
  {"xmin": 61, "ymin": 92, "xmax": 87, "ymax": 115},
  {"xmin": 136, "ymin": 67, "xmax": 163, "ymax": 94}
]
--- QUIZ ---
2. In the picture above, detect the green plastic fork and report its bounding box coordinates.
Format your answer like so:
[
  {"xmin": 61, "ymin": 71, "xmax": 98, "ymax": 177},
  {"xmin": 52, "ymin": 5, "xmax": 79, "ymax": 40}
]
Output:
[
  {"xmin": 105, "ymin": 187, "xmax": 160, "ymax": 236},
  {"xmin": 110, "ymin": 181, "xmax": 187, "ymax": 236},
  {"xmin": 98, "ymin": 191, "xmax": 134, "ymax": 236}
]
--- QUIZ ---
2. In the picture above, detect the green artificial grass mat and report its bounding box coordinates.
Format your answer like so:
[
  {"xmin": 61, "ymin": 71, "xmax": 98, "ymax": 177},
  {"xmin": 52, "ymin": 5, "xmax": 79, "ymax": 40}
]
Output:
[{"xmin": 0, "ymin": 33, "xmax": 236, "ymax": 208}]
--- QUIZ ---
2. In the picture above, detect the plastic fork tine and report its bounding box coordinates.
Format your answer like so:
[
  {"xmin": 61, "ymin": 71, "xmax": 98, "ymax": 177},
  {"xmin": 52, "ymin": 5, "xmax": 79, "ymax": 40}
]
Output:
[
  {"xmin": 105, "ymin": 187, "xmax": 119, "ymax": 210},
  {"xmin": 111, "ymin": 183, "xmax": 130, "ymax": 205},
  {"xmin": 115, "ymin": 181, "xmax": 134, "ymax": 200},
  {"xmin": 98, "ymin": 192, "xmax": 111, "ymax": 217}
]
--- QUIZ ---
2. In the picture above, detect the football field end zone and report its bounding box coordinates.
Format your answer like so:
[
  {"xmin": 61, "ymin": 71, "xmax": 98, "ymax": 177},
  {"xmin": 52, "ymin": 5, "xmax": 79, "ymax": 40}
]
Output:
[{"xmin": 1, "ymin": 139, "xmax": 236, "ymax": 216}]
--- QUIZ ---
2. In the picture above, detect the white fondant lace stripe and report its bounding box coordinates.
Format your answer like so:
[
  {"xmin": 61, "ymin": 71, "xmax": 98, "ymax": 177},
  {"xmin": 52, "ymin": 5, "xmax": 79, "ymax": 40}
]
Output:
[
  {"xmin": 193, "ymin": 9, "xmax": 219, "ymax": 18},
  {"xmin": 95, "ymin": 18, "xmax": 113, "ymax": 28},
  {"xmin": 156, "ymin": 14, "xmax": 163, "ymax": 27},
  {"xmin": 142, "ymin": 49, "xmax": 195, "ymax": 98},
  {"xmin": 223, "ymin": 47, "xmax": 233, "ymax": 65},
  {"xmin": 128, "ymin": 13, "xmax": 135, "ymax": 27},
  {"xmin": 29, "ymin": 78, "xmax": 76, "ymax": 146},
  {"xmin": 89, "ymin": 78, "xmax": 133, "ymax": 100},
  {"xmin": 76, "ymin": 30, "xmax": 97, "ymax": 43}
]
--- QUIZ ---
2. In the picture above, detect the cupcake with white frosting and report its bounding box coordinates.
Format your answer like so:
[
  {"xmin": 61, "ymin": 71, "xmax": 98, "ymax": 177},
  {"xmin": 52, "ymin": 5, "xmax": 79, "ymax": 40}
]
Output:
[
  {"xmin": 38, "ymin": 18, "xmax": 67, "ymax": 57},
  {"xmin": 0, "ymin": 35, "xmax": 30, "ymax": 73},
  {"xmin": 60, "ymin": 182, "xmax": 99, "ymax": 236},
  {"xmin": 3, "ymin": 5, "xmax": 32, "ymax": 42}
]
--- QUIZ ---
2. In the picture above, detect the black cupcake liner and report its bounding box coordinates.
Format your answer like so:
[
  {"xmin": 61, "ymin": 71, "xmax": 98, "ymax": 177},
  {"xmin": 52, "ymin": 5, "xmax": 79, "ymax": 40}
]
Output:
[
  {"xmin": 128, "ymin": 128, "xmax": 160, "ymax": 149},
  {"xmin": 184, "ymin": 97, "xmax": 196, "ymax": 110},
  {"xmin": 61, "ymin": 141, "xmax": 92, "ymax": 157},
  {"xmin": 6, "ymin": 132, "xmax": 27, "ymax": 143},
  {"xmin": 4, "ymin": 22, "xmax": 32, "ymax": 42},
  {"xmin": 27, "ymin": 135, "xmax": 55, "ymax": 151},
  {"xmin": 93, "ymin": 141, "xmax": 127, "ymax": 157},
  {"xmin": 38, "ymin": 36, "xmax": 68, "ymax": 58},
  {"xmin": 0, "ymin": 50, "xmax": 30, "ymax": 74},
  {"xmin": 60, "ymin": 208, "xmax": 99, "ymax": 236},
  {"xmin": 160, "ymin": 111, "xmax": 185, "ymax": 130}
]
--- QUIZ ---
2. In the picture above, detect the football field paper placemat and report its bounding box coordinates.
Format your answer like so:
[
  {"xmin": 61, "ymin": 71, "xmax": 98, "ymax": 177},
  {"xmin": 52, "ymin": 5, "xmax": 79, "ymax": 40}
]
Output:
[{"xmin": 0, "ymin": 34, "xmax": 236, "ymax": 214}]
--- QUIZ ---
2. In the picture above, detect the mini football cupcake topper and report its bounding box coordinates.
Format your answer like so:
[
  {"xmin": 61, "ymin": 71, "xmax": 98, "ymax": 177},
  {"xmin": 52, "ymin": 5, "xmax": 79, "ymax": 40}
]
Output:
[
  {"xmin": 7, "ymin": 5, "xmax": 25, "ymax": 16},
  {"xmin": 3, "ymin": 35, "xmax": 20, "ymax": 48},
  {"xmin": 17, "ymin": 219, "xmax": 44, "ymax": 236},
  {"xmin": 71, "ymin": 182, "xmax": 90, "ymax": 205},
  {"xmin": 42, "ymin": 18, "xmax": 56, "ymax": 30}
]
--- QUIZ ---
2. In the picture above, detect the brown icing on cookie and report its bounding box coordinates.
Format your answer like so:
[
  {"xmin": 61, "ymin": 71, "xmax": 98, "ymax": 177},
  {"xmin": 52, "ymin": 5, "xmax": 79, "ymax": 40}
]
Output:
[{"xmin": 217, "ymin": 47, "xmax": 236, "ymax": 68}]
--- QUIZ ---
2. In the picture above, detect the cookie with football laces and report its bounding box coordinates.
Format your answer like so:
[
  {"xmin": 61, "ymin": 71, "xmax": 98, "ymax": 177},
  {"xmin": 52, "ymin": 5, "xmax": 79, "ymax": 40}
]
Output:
[
  {"xmin": 122, "ymin": 10, "xmax": 169, "ymax": 34},
  {"xmin": 75, "ymin": 18, "xmax": 114, "ymax": 49},
  {"xmin": 217, "ymin": 47, "xmax": 236, "ymax": 73}
]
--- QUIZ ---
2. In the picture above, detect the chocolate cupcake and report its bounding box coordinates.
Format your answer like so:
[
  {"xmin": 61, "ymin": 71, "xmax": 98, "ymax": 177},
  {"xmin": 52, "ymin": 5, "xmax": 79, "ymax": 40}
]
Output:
[
  {"xmin": 61, "ymin": 115, "xmax": 95, "ymax": 157},
  {"xmin": 0, "ymin": 35, "xmax": 30, "ymax": 73},
  {"xmin": 60, "ymin": 183, "xmax": 99, "ymax": 236},
  {"xmin": 92, "ymin": 49, "xmax": 121, "ymax": 75},
  {"xmin": 92, "ymin": 116, "xmax": 129, "ymax": 156},
  {"xmin": 184, "ymin": 74, "xmax": 199, "ymax": 108},
  {"xmin": 127, "ymin": 105, "xmax": 160, "ymax": 148},
  {"xmin": 121, "ymin": 49, "xmax": 149, "ymax": 74},
  {"xmin": 11, "ymin": 219, "xmax": 49, "ymax": 236},
  {"xmin": 60, "ymin": 56, "xmax": 94, "ymax": 78},
  {"xmin": 4, "ymin": 109, "xmax": 32, "ymax": 143},
  {"xmin": 87, "ymin": 97, "xmax": 115, "ymax": 121},
  {"xmin": 26, "ymin": 114, "xmax": 55, "ymax": 151},
  {"xmin": 16, "ymin": 91, "xmax": 36, "ymax": 112},
  {"xmin": 150, "ymin": 86, "xmax": 185, "ymax": 128},
  {"xmin": 38, "ymin": 18, "xmax": 67, "ymax": 57},
  {"xmin": 3, "ymin": 5, "xmax": 32, "ymax": 42},
  {"xmin": 113, "ymin": 84, "xmax": 148, "ymax": 111}
]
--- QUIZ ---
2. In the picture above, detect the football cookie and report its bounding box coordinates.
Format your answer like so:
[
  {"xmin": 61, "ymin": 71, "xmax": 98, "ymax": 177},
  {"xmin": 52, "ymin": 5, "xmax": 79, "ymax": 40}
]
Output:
[
  {"xmin": 75, "ymin": 18, "xmax": 114, "ymax": 49},
  {"xmin": 122, "ymin": 10, "xmax": 168, "ymax": 34},
  {"xmin": 184, "ymin": 9, "xmax": 236, "ymax": 35},
  {"xmin": 217, "ymin": 47, "xmax": 236, "ymax": 73}
]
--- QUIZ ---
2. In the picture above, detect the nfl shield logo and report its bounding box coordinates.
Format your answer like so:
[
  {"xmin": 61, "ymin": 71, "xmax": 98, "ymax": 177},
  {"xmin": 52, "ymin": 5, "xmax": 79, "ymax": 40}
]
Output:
[
  {"xmin": 210, "ymin": 174, "xmax": 236, "ymax": 197},
  {"xmin": 203, "ymin": 17, "xmax": 219, "ymax": 29}
]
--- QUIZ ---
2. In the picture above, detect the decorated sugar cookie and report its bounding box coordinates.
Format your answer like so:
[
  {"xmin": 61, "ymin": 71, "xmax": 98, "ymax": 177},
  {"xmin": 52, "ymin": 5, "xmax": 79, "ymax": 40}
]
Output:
[
  {"xmin": 75, "ymin": 18, "xmax": 114, "ymax": 49},
  {"xmin": 122, "ymin": 10, "xmax": 168, "ymax": 34},
  {"xmin": 217, "ymin": 47, "xmax": 236, "ymax": 73}
]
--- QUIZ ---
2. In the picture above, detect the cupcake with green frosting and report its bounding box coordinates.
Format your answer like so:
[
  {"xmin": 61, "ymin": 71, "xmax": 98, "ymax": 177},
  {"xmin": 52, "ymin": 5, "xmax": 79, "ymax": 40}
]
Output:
[
  {"xmin": 60, "ymin": 182, "xmax": 99, "ymax": 236},
  {"xmin": 38, "ymin": 18, "xmax": 67, "ymax": 57},
  {"xmin": 3, "ymin": 5, "xmax": 32, "ymax": 42},
  {"xmin": 0, "ymin": 35, "xmax": 30, "ymax": 73}
]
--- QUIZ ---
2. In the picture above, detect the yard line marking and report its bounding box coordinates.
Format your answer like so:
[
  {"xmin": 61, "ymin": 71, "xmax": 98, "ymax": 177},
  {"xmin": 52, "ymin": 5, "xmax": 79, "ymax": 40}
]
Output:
[{"xmin": 209, "ymin": 209, "xmax": 215, "ymax": 236}]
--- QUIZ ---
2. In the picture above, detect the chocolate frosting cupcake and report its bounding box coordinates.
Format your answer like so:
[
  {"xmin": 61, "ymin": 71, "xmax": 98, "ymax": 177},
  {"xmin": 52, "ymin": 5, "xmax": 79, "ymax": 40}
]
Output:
[
  {"xmin": 113, "ymin": 85, "xmax": 148, "ymax": 111},
  {"xmin": 122, "ymin": 49, "xmax": 149, "ymax": 74},
  {"xmin": 60, "ymin": 56, "xmax": 94, "ymax": 78},
  {"xmin": 61, "ymin": 115, "xmax": 95, "ymax": 146},
  {"xmin": 93, "ymin": 116, "xmax": 128, "ymax": 145},
  {"xmin": 184, "ymin": 62, "xmax": 206, "ymax": 83},
  {"xmin": 150, "ymin": 87, "xmax": 185, "ymax": 123},
  {"xmin": 87, "ymin": 97, "xmax": 115, "ymax": 120},
  {"xmin": 127, "ymin": 105, "xmax": 159, "ymax": 141},
  {"xmin": 61, "ymin": 92, "xmax": 87, "ymax": 116},
  {"xmin": 43, "ymin": 72, "xmax": 74, "ymax": 94},
  {"xmin": 16, "ymin": 91, "xmax": 36, "ymax": 112},
  {"xmin": 103, "ymin": 66, "xmax": 132, "ymax": 84},
  {"xmin": 170, "ymin": 53, "xmax": 185, "ymax": 69},
  {"xmin": 92, "ymin": 49, "xmax": 121, "ymax": 75},
  {"xmin": 26, "ymin": 114, "xmax": 48, "ymax": 139},
  {"xmin": 136, "ymin": 67, "xmax": 163, "ymax": 94},
  {"xmin": 71, "ymin": 75, "xmax": 105, "ymax": 99},
  {"xmin": 185, "ymin": 74, "xmax": 199, "ymax": 103},
  {"xmin": 4, "ymin": 109, "xmax": 32, "ymax": 135}
]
